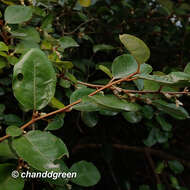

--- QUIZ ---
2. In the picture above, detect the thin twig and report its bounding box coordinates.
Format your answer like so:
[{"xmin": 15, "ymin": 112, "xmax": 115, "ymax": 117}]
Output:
[{"xmin": 0, "ymin": 72, "xmax": 137, "ymax": 142}]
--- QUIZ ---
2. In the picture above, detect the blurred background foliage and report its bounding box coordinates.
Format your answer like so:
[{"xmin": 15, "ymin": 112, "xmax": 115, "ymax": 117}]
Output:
[{"xmin": 0, "ymin": 0, "xmax": 190, "ymax": 190}]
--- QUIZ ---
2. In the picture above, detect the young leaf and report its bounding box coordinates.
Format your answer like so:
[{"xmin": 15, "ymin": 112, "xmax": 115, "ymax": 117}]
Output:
[
  {"xmin": 78, "ymin": 0, "xmax": 91, "ymax": 7},
  {"xmin": 119, "ymin": 34, "xmax": 150, "ymax": 64},
  {"xmin": 12, "ymin": 48, "xmax": 57, "ymax": 111},
  {"xmin": 98, "ymin": 65, "xmax": 113, "ymax": 78},
  {"xmin": 70, "ymin": 161, "xmax": 101, "ymax": 187},
  {"xmin": 5, "ymin": 5, "xmax": 33, "ymax": 24},
  {"xmin": 12, "ymin": 130, "xmax": 69, "ymax": 171}
]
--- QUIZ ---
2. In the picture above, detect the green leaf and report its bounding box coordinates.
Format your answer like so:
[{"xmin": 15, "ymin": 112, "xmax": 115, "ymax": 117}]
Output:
[
  {"xmin": 0, "ymin": 42, "xmax": 8, "ymax": 52},
  {"xmin": 156, "ymin": 115, "xmax": 172, "ymax": 132},
  {"xmin": 137, "ymin": 72, "xmax": 190, "ymax": 86},
  {"xmin": 12, "ymin": 130, "xmax": 69, "ymax": 171},
  {"xmin": 112, "ymin": 54, "xmax": 138, "ymax": 79},
  {"xmin": 152, "ymin": 99, "xmax": 189, "ymax": 120},
  {"xmin": 139, "ymin": 185, "xmax": 150, "ymax": 190},
  {"xmin": 4, "ymin": 114, "xmax": 23, "ymax": 126},
  {"xmin": 70, "ymin": 161, "xmax": 101, "ymax": 187},
  {"xmin": 81, "ymin": 112, "xmax": 98, "ymax": 127},
  {"xmin": 70, "ymin": 87, "xmax": 100, "ymax": 111},
  {"xmin": 93, "ymin": 44, "xmax": 114, "ymax": 53},
  {"xmin": 144, "ymin": 128, "xmax": 157, "ymax": 147},
  {"xmin": 122, "ymin": 111, "xmax": 142, "ymax": 123},
  {"xmin": 119, "ymin": 34, "xmax": 150, "ymax": 64},
  {"xmin": 184, "ymin": 62, "xmax": 190, "ymax": 74},
  {"xmin": 155, "ymin": 129, "xmax": 169, "ymax": 143},
  {"xmin": 99, "ymin": 109, "xmax": 118, "ymax": 116},
  {"xmin": 158, "ymin": 0, "xmax": 173, "ymax": 15},
  {"xmin": 98, "ymin": 65, "xmax": 113, "ymax": 78},
  {"xmin": 45, "ymin": 114, "xmax": 64, "ymax": 131},
  {"xmin": 0, "ymin": 57, "xmax": 7, "ymax": 69},
  {"xmin": 0, "ymin": 140, "xmax": 17, "ymax": 159},
  {"xmin": 58, "ymin": 36, "xmax": 79, "ymax": 52},
  {"xmin": 15, "ymin": 40, "xmax": 40, "ymax": 54},
  {"xmin": 78, "ymin": 0, "xmax": 91, "ymax": 7},
  {"xmin": 168, "ymin": 160, "xmax": 184, "ymax": 174},
  {"xmin": 12, "ymin": 48, "xmax": 57, "ymax": 111},
  {"xmin": 90, "ymin": 94, "xmax": 141, "ymax": 112},
  {"xmin": 5, "ymin": 5, "xmax": 33, "ymax": 24},
  {"xmin": 6, "ymin": 125, "xmax": 22, "ymax": 137},
  {"xmin": 155, "ymin": 162, "xmax": 165, "ymax": 174},
  {"xmin": 170, "ymin": 175, "xmax": 180, "ymax": 190},
  {"xmin": 157, "ymin": 184, "xmax": 165, "ymax": 190},
  {"xmin": 0, "ymin": 104, "xmax": 5, "ymax": 113},
  {"xmin": 49, "ymin": 97, "xmax": 65, "ymax": 110},
  {"xmin": 11, "ymin": 27, "xmax": 40, "ymax": 43},
  {"xmin": 0, "ymin": 163, "xmax": 24, "ymax": 190}
]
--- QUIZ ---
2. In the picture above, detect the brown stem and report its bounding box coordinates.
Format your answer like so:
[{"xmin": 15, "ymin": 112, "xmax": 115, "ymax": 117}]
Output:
[
  {"xmin": 145, "ymin": 149, "xmax": 161, "ymax": 184},
  {"xmin": 72, "ymin": 143, "xmax": 190, "ymax": 168},
  {"xmin": 0, "ymin": 72, "xmax": 138, "ymax": 142}
]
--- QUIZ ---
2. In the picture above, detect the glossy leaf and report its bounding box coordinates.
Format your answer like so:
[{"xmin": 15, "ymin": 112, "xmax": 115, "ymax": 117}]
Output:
[
  {"xmin": 12, "ymin": 130, "xmax": 69, "ymax": 171},
  {"xmin": 90, "ymin": 94, "xmax": 141, "ymax": 112},
  {"xmin": 70, "ymin": 87, "xmax": 100, "ymax": 111},
  {"xmin": 112, "ymin": 54, "xmax": 138, "ymax": 79},
  {"xmin": 6, "ymin": 125, "xmax": 22, "ymax": 137},
  {"xmin": 45, "ymin": 114, "xmax": 64, "ymax": 131},
  {"xmin": 152, "ymin": 100, "xmax": 189, "ymax": 120},
  {"xmin": 70, "ymin": 161, "xmax": 101, "ymax": 187},
  {"xmin": 5, "ymin": 5, "xmax": 33, "ymax": 24},
  {"xmin": 137, "ymin": 72, "xmax": 190, "ymax": 86},
  {"xmin": 119, "ymin": 34, "xmax": 150, "ymax": 64},
  {"xmin": 12, "ymin": 48, "xmax": 57, "ymax": 111}
]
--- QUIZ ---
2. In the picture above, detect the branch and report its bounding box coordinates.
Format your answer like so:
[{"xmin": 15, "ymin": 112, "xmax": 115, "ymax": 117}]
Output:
[
  {"xmin": 72, "ymin": 143, "xmax": 190, "ymax": 168},
  {"xmin": 0, "ymin": 72, "xmax": 137, "ymax": 142}
]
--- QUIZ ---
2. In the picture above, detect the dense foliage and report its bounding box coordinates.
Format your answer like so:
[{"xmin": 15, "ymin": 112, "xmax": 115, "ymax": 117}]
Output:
[{"xmin": 0, "ymin": 0, "xmax": 190, "ymax": 189}]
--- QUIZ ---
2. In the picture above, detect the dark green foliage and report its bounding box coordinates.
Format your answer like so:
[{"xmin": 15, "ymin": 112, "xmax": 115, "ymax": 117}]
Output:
[{"xmin": 0, "ymin": 0, "xmax": 190, "ymax": 190}]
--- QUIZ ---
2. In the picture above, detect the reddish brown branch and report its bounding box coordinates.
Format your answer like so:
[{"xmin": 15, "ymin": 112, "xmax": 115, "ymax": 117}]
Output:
[{"xmin": 0, "ymin": 72, "xmax": 138, "ymax": 142}]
